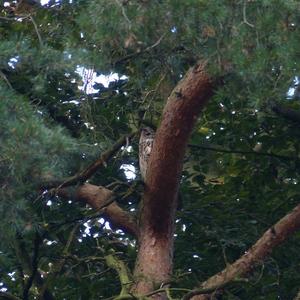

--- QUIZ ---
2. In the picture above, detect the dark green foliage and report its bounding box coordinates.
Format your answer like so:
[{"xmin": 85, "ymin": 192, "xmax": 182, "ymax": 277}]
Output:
[
  {"xmin": 0, "ymin": 85, "xmax": 77, "ymax": 239},
  {"xmin": 1, "ymin": 0, "xmax": 300, "ymax": 299}
]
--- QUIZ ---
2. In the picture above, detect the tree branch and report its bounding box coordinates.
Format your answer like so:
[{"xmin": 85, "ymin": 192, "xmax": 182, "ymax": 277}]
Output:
[
  {"xmin": 40, "ymin": 132, "xmax": 139, "ymax": 238},
  {"xmin": 39, "ymin": 225, "xmax": 78, "ymax": 298},
  {"xmin": 52, "ymin": 132, "xmax": 136, "ymax": 189},
  {"xmin": 29, "ymin": 16, "xmax": 43, "ymax": 47},
  {"xmin": 14, "ymin": 235, "xmax": 54, "ymax": 300},
  {"xmin": 105, "ymin": 250, "xmax": 133, "ymax": 298},
  {"xmin": 114, "ymin": 33, "xmax": 167, "ymax": 66},
  {"xmin": 0, "ymin": 70, "xmax": 13, "ymax": 89},
  {"xmin": 0, "ymin": 292, "xmax": 21, "ymax": 300},
  {"xmin": 23, "ymin": 233, "xmax": 42, "ymax": 300},
  {"xmin": 76, "ymin": 184, "xmax": 139, "ymax": 238},
  {"xmin": 185, "ymin": 203, "xmax": 300, "ymax": 300},
  {"xmin": 57, "ymin": 184, "xmax": 139, "ymax": 238},
  {"xmin": 188, "ymin": 143, "xmax": 298, "ymax": 161}
]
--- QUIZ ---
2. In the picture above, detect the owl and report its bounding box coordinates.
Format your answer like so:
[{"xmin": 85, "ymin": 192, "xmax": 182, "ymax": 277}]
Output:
[{"xmin": 139, "ymin": 127, "xmax": 155, "ymax": 180}]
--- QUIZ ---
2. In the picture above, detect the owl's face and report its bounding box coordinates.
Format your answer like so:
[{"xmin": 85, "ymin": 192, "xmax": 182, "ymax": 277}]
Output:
[
  {"xmin": 140, "ymin": 127, "xmax": 155, "ymax": 156},
  {"xmin": 141, "ymin": 127, "xmax": 154, "ymax": 138}
]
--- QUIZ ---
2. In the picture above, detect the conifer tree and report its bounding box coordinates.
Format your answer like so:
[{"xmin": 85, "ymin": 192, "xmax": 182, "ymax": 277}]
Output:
[{"xmin": 1, "ymin": 1, "xmax": 300, "ymax": 299}]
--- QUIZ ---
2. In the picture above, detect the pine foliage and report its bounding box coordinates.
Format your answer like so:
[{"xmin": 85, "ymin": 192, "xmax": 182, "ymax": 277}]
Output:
[{"xmin": 1, "ymin": 0, "xmax": 300, "ymax": 299}]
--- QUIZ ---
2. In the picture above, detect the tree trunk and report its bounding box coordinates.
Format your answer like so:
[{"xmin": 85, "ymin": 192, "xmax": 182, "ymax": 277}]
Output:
[{"xmin": 132, "ymin": 62, "xmax": 213, "ymax": 297}]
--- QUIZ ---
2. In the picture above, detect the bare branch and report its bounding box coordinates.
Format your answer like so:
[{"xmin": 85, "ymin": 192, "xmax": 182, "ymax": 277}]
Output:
[
  {"xmin": 242, "ymin": 0, "xmax": 254, "ymax": 28},
  {"xmin": 185, "ymin": 203, "xmax": 300, "ymax": 300},
  {"xmin": 114, "ymin": 0, "xmax": 131, "ymax": 29},
  {"xmin": 105, "ymin": 250, "xmax": 133, "ymax": 297},
  {"xmin": 29, "ymin": 16, "xmax": 43, "ymax": 47},
  {"xmin": 57, "ymin": 184, "xmax": 139, "ymax": 238},
  {"xmin": 76, "ymin": 184, "xmax": 139, "ymax": 237},
  {"xmin": 0, "ymin": 16, "xmax": 16, "ymax": 21},
  {"xmin": 188, "ymin": 143, "xmax": 298, "ymax": 162},
  {"xmin": 39, "ymin": 225, "xmax": 79, "ymax": 298},
  {"xmin": 13, "ymin": 235, "xmax": 54, "ymax": 300},
  {"xmin": 0, "ymin": 70, "xmax": 13, "ymax": 89},
  {"xmin": 114, "ymin": 33, "xmax": 167, "ymax": 66},
  {"xmin": 23, "ymin": 233, "xmax": 42, "ymax": 300},
  {"xmin": 0, "ymin": 292, "xmax": 21, "ymax": 300},
  {"xmin": 54, "ymin": 132, "xmax": 137, "ymax": 189}
]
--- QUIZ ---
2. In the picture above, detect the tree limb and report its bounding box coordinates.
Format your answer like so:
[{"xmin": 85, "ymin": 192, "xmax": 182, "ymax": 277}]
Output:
[
  {"xmin": 13, "ymin": 235, "xmax": 54, "ymax": 300},
  {"xmin": 0, "ymin": 292, "xmax": 21, "ymax": 300},
  {"xmin": 114, "ymin": 33, "xmax": 167, "ymax": 66},
  {"xmin": 39, "ymin": 225, "xmax": 78, "ymax": 298},
  {"xmin": 23, "ymin": 233, "xmax": 42, "ymax": 300},
  {"xmin": 0, "ymin": 70, "xmax": 13, "ymax": 89},
  {"xmin": 185, "ymin": 203, "xmax": 300, "ymax": 300},
  {"xmin": 188, "ymin": 143, "xmax": 298, "ymax": 161},
  {"xmin": 105, "ymin": 250, "xmax": 133, "ymax": 298},
  {"xmin": 53, "ymin": 132, "xmax": 136, "ymax": 189},
  {"xmin": 57, "ymin": 184, "xmax": 139, "ymax": 238},
  {"xmin": 29, "ymin": 16, "xmax": 43, "ymax": 47},
  {"xmin": 39, "ymin": 132, "xmax": 139, "ymax": 238}
]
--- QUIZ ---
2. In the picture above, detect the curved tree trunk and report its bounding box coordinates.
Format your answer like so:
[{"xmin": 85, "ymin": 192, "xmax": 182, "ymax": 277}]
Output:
[{"xmin": 132, "ymin": 62, "xmax": 213, "ymax": 297}]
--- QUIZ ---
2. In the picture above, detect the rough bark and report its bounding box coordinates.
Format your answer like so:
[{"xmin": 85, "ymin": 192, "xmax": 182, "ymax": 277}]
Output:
[
  {"xmin": 76, "ymin": 184, "xmax": 139, "ymax": 237},
  {"xmin": 185, "ymin": 203, "xmax": 300, "ymax": 300},
  {"xmin": 58, "ymin": 184, "xmax": 139, "ymax": 238},
  {"xmin": 133, "ymin": 62, "xmax": 213, "ymax": 296}
]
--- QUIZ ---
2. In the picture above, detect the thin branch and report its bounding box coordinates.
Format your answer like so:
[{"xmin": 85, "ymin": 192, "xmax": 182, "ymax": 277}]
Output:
[
  {"xmin": 29, "ymin": 16, "xmax": 43, "ymax": 47},
  {"xmin": 39, "ymin": 225, "xmax": 79, "ymax": 298},
  {"xmin": 23, "ymin": 233, "xmax": 42, "ymax": 300},
  {"xmin": 105, "ymin": 250, "xmax": 133, "ymax": 297},
  {"xmin": 242, "ymin": 0, "xmax": 254, "ymax": 28},
  {"xmin": 183, "ymin": 282, "xmax": 229, "ymax": 300},
  {"xmin": 0, "ymin": 13, "xmax": 42, "ymax": 47},
  {"xmin": 114, "ymin": 33, "xmax": 167, "ymax": 65},
  {"xmin": 54, "ymin": 132, "xmax": 137, "ymax": 189},
  {"xmin": 54, "ymin": 189, "xmax": 117, "ymax": 227},
  {"xmin": 0, "ymin": 16, "xmax": 16, "ymax": 21},
  {"xmin": 115, "ymin": 0, "xmax": 131, "ymax": 29},
  {"xmin": 188, "ymin": 143, "xmax": 298, "ymax": 162},
  {"xmin": 145, "ymin": 33, "xmax": 167, "ymax": 51},
  {"xmin": 0, "ymin": 292, "xmax": 22, "ymax": 300},
  {"xmin": 13, "ymin": 234, "xmax": 54, "ymax": 300},
  {"xmin": 143, "ymin": 287, "xmax": 192, "ymax": 298},
  {"xmin": 0, "ymin": 70, "xmax": 13, "ymax": 89},
  {"xmin": 64, "ymin": 254, "xmax": 106, "ymax": 263},
  {"xmin": 64, "ymin": 224, "xmax": 79, "ymax": 254}
]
